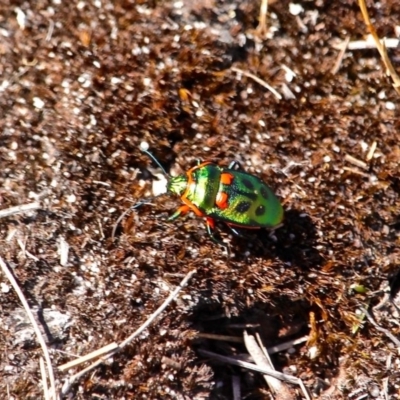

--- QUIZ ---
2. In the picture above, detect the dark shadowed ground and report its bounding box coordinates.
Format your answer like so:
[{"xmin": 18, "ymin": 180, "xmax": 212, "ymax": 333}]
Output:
[{"xmin": 1, "ymin": 0, "xmax": 399, "ymax": 399}]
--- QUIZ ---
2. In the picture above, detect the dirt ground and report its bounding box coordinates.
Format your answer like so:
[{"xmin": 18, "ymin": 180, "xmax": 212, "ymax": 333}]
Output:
[{"xmin": 0, "ymin": 0, "xmax": 399, "ymax": 399}]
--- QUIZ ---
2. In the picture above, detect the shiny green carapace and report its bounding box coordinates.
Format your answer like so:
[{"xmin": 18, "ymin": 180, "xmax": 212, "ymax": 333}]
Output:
[
  {"xmin": 141, "ymin": 149, "xmax": 284, "ymax": 251},
  {"xmin": 168, "ymin": 163, "xmax": 283, "ymax": 228}
]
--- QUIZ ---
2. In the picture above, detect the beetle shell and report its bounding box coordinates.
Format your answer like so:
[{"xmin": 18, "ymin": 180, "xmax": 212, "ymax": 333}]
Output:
[{"xmin": 168, "ymin": 162, "xmax": 283, "ymax": 228}]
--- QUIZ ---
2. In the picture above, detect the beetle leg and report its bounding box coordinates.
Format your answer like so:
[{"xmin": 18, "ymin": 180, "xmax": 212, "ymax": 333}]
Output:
[
  {"xmin": 228, "ymin": 161, "xmax": 243, "ymax": 170},
  {"xmin": 168, "ymin": 205, "xmax": 190, "ymax": 221},
  {"xmin": 206, "ymin": 217, "xmax": 231, "ymax": 255},
  {"xmin": 226, "ymin": 224, "xmax": 244, "ymax": 237},
  {"xmin": 112, "ymin": 199, "xmax": 156, "ymax": 239}
]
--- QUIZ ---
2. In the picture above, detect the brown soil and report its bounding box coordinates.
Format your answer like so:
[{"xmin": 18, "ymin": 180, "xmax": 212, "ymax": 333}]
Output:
[{"xmin": 1, "ymin": 0, "xmax": 399, "ymax": 399}]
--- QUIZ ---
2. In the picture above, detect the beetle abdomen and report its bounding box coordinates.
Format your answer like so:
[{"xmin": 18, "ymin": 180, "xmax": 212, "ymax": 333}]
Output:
[
  {"xmin": 182, "ymin": 163, "xmax": 283, "ymax": 229},
  {"xmin": 207, "ymin": 169, "xmax": 283, "ymax": 228}
]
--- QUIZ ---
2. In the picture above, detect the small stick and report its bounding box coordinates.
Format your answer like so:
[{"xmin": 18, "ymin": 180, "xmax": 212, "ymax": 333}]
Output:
[
  {"xmin": 58, "ymin": 237, "xmax": 69, "ymax": 267},
  {"xmin": 244, "ymin": 331, "xmax": 285, "ymax": 395},
  {"xmin": 331, "ymin": 36, "xmax": 350, "ymax": 74},
  {"xmin": 256, "ymin": 0, "xmax": 269, "ymax": 37},
  {"xmin": 198, "ymin": 349, "xmax": 306, "ymax": 387},
  {"xmin": 232, "ymin": 67, "xmax": 282, "ymax": 100},
  {"xmin": 195, "ymin": 333, "xmax": 243, "ymax": 343},
  {"xmin": 92, "ymin": 180, "xmax": 111, "ymax": 187},
  {"xmin": 383, "ymin": 377, "xmax": 389, "ymax": 400},
  {"xmin": 0, "ymin": 202, "xmax": 40, "ymax": 219},
  {"xmin": 0, "ymin": 256, "xmax": 58, "ymax": 400},
  {"xmin": 342, "ymin": 167, "xmax": 370, "ymax": 178},
  {"xmin": 39, "ymin": 357, "xmax": 49, "ymax": 400},
  {"xmin": 58, "ymin": 342, "xmax": 119, "ymax": 371},
  {"xmin": 225, "ymin": 323, "xmax": 260, "ymax": 329},
  {"xmin": 358, "ymin": 0, "xmax": 400, "ymax": 94},
  {"xmin": 61, "ymin": 269, "xmax": 197, "ymax": 394},
  {"xmin": 267, "ymin": 335, "xmax": 308, "ymax": 354},
  {"xmin": 359, "ymin": 307, "xmax": 400, "ymax": 348},
  {"xmin": 336, "ymin": 37, "xmax": 400, "ymax": 51},
  {"xmin": 97, "ymin": 218, "xmax": 105, "ymax": 240},
  {"xmin": 232, "ymin": 375, "xmax": 241, "ymax": 400},
  {"xmin": 45, "ymin": 19, "xmax": 54, "ymax": 42},
  {"xmin": 119, "ymin": 269, "xmax": 196, "ymax": 348},
  {"xmin": 196, "ymin": 332, "xmax": 309, "ymax": 355},
  {"xmin": 366, "ymin": 141, "xmax": 377, "ymax": 161},
  {"xmin": 17, "ymin": 238, "xmax": 40, "ymax": 262},
  {"xmin": 256, "ymin": 332, "xmax": 274, "ymax": 369},
  {"xmin": 344, "ymin": 154, "xmax": 369, "ymax": 170},
  {"xmin": 111, "ymin": 201, "xmax": 152, "ymax": 239}
]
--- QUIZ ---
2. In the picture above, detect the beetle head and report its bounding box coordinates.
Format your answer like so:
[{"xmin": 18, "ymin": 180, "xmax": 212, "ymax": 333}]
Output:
[{"xmin": 167, "ymin": 175, "xmax": 188, "ymax": 196}]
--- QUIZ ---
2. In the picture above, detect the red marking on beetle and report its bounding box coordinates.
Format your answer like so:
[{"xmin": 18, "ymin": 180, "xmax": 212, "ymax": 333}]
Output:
[
  {"xmin": 206, "ymin": 217, "xmax": 215, "ymax": 230},
  {"xmin": 175, "ymin": 204, "xmax": 191, "ymax": 216},
  {"xmin": 227, "ymin": 222, "xmax": 261, "ymax": 229},
  {"xmin": 216, "ymin": 191, "xmax": 229, "ymax": 209},
  {"xmin": 220, "ymin": 172, "xmax": 234, "ymax": 185}
]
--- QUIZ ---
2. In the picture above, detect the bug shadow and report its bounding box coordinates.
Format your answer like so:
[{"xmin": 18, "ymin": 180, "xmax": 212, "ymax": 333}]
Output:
[
  {"xmin": 228, "ymin": 209, "xmax": 323, "ymax": 271},
  {"xmin": 186, "ymin": 210, "xmax": 326, "ymax": 398}
]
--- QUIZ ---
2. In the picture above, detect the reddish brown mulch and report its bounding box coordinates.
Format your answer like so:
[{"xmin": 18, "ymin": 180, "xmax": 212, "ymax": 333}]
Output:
[{"xmin": 0, "ymin": 0, "xmax": 399, "ymax": 399}]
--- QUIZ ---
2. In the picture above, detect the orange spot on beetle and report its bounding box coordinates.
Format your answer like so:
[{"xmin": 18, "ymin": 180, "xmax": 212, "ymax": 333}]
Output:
[
  {"xmin": 206, "ymin": 217, "xmax": 215, "ymax": 230},
  {"xmin": 176, "ymin": 205, "xmax": 190, "ymax": 215},
  {"xmin": 220, "ymin": 172, "xmax": 234, "ymax": 185},
  {"xmin": 216, "ymin": 192, "xmax": 229, "ymax": 209}
]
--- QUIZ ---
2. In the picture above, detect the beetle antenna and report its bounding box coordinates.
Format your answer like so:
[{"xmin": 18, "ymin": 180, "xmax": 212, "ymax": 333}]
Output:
[
  {"xmin": 111, "ymin": 199, "xmax": 155, "ymax": 239},
  {"xmin": 141, "ymin": 148, "xmax": 169, "ymax": 177},
  {"xmin": 113, "ymin": 146, "xmax": 169, "ymax": 239}
]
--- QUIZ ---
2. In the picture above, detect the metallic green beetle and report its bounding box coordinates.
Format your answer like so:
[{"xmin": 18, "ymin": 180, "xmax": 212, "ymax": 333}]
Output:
[{"xmin": 128, "ymin": 148, "xmax": 284, "ymax": 251}]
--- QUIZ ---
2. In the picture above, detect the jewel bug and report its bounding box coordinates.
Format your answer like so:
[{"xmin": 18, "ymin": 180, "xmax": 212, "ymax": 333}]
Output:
[{"xmin": 114, "ymin": 145, "xmax": 284, "ymax": 252}]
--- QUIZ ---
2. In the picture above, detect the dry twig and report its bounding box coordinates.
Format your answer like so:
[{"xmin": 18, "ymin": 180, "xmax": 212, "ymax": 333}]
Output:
[
  {"xmin": 358, "ymin": 0, "xmax": 400, "ymax": 94},
  {"xmin": 0, "ymin": 202, "xmax": 40, "ymax": 219},
  {"xmin": 196, "ymin": 332, "xmax": 309, "ymax": 357},
  {"xmin": 256, "ymin": 0, "xmax": 269, "ymax": 37},
  {"xmin": 60, "ymin": 269, "xmax": 197, "ymax": 394},
  {"xmin": 359, "ymin": 307, "xmax": 400, "ymax": 348},
  {"xmin": 342, "ymin": 167, "xmax": 371, "ymax": 178},
  {"xmin": 344, "ymin": 154, "xmax": 369, "ymax": 170},
  {"xmin": 198, "ymin": 348, "xmax": 310, "ymax": 394},
  {"xmin": 196, "ymin": 332, "xmax": 243, "ymax": 343},
  {"xmin": 267, "ymin": 335, "xmax": 308, "ymax": 355},
  {"xmin": 331, "ymin": 36, "xmax": 350, "ymax": 75},
  {"xmin": 58, "ymin": 342, "xmax": 119, "ymax": 372},
  {"xmin": 232, "ymin": 67, "xmax": 282, "ymax": 100},
  {"xmin": 366, "ymin": 141, "xmax": 377, "ymax": 161},
  {"xmin": 232, "ymin": 375, "xmax": 241, "ymax": 400},
  {"xmin": 39, "ymin": 357, "xmax": 52, "ymax": 400},
  {"xmin": 244, "ymin": 331, "xmax": 292, "ymax": 397},
  {"xmin": 335, "ymin": 37, "xmax": 399, "ymax": 51},
  {"xmin": 0, "ymin": 256, "xmax": 58, "ymax": 400}
]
